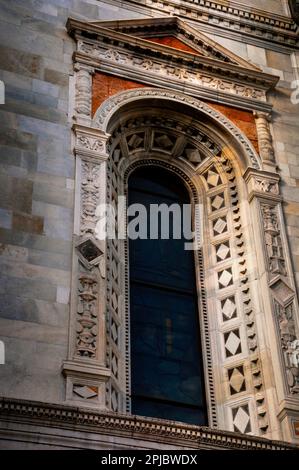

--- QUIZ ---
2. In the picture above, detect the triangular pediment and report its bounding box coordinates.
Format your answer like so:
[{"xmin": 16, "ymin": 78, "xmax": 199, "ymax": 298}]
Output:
[{"xmin": 90, "ymin": 17, "xmax": 259, "ymax": 71}]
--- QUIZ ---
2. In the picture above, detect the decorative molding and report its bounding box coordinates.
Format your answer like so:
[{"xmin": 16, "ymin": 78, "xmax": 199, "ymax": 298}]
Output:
[
  {"xmin": 0, "ymin": 398, "xmax": 296, "ymax": 450},
  {"xmin": 93, "ymin": 88, "xmax": 261, "ymax": 170},
  {"xmin": 77, "ymin": 41, "xmax": 266, "ymax": 102},
  {"xmin": 243, "ymin": 168, "xmax": 281, "ymax": 203},
  {"xmin": 67, "ymin": 17, "xmax": 279, "ymax": 112},
  {"xmin": 98, "ymin": 0, "xmax": 299, "ymax": 52},
  {"xmin": 90, "ymin": 16, "xmax": 259, "ymax": 68}
]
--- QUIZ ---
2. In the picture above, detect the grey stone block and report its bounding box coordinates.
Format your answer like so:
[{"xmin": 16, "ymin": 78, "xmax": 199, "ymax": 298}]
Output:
[
  {"xmin": 0, "ymin": 174, "xmax": 33, "ymax": 212},
  {"xmin": 0, "ymin": 227, "xmax": 71, "ymax": 255},
  {"xmin": 43, "ymin": 216, "xmax": 73, "ymax": 241},
  {"xmin": 0, "ymin": 145, "xmax": 23, "ymax": 167},
  {"xmin": 32, "ymin": 79, "xmax": 60, "ymax": 98},
  {"xmin": 5, "ymin": 97, "xmax": 66, "ymax": 125},
  {"xmin": 0, "ymin": 275, "xmax": 57, "ymax": 302},
  {"xmin": 0, "ymin": 21, "xmax": 64, "ymax": 62},
  {"xmin": 0, "ymin": 45, "xmax": 43, "ymax": 79},
  {"xmin": 33, "ymin": 181, "xmax": 73, "ymax": 209},
  {"xmin": 28, "ymin": 248, "xmax": 71, "ymax": 271},
  {"xmin": 0, "ymin": 209, "xmax": 12, "ymax": 229},
  {"xmin": 18, "ymin": 114, "xmax": 69, "ymax": 139},
  {"xmin": 0, "ymin": 294, "xmax": 68, "ymax": 328}
]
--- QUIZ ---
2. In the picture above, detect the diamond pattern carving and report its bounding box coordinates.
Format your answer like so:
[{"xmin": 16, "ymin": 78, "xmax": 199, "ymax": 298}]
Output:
[
  {"xmin": 154, "ymin": 132, "xmax": 174, "ymax": 149},
  {"xmin": 228, "ymin": 365, "xmax": 246, "ymax": 395},
  {"xmin": 224, "ymin": 329, "xmax": 242, "ymax": 357},
  {"xmin": 73, "ymin": 385, "xmax": 98, "ymax": 399},
  {"xmin": 213, "ymin": 217, "xmax": 228, "ymax": 236},
  {"xmin": 211, "ymin": 193, "xmax": 225, "ymax": 211},
  {"xmin": 127, "ymin": 132, "xmax": 145, "ymax": 150},
  {"xmin": 216, "ymin": 242, "xmax": 231, "ymax": 262},
  {"xmin": 204, "ymin": 167, "xmax": 221, "ymax": 188},
  {"xmin": 218, "ymin": 268, "xmax": 233, "ymax": 288},
  {"xmin": 111, "ymin": 387, "xmax": 118, "ymax": 412},
  {"xmin": 221, "ymin": 296, "xmax": 237, "ymax": 321},
  {"xmin": 184, "ymin": 146, "xmax": 202, "ymax": 165},
  {"xmin": 232, "ymin": 405, "xmax": 251, "ymax": 434},
  {"xmin": 111, "ymin": 352, "xmax": 118, "ymax": 378}
]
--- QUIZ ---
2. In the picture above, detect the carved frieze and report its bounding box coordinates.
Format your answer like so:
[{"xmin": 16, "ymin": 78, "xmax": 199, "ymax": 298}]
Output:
[{"xmin": 77, "ymin": 41, "xmax": 265, "ymax": 103}]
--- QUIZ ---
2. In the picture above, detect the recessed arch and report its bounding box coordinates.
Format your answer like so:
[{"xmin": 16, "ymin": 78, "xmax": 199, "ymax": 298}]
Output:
[{"xmin": 93, "ymin": 87, "xmax": 261, "ymax": 171}]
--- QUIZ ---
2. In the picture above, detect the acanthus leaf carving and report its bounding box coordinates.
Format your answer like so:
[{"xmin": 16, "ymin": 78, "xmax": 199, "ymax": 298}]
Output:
[
  {"xmin": 77, "ymin": 134, "xmax": 105, "ymax": 152},
  {"xmin": 255, "ymin": 179, "xmax": 279, "ymax": 195}
]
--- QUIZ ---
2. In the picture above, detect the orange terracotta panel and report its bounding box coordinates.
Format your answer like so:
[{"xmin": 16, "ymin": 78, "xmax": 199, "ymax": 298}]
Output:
[
  {"xmin": 92, "ymin": 73, "xmax": 258, "ymax": 152},
  {"xmin": 144, "ymin": 37, "xmax": 201, "ymax": 55},
  {"xmin": 208, "ymin": 102, "xmax": 259, "ymax": 152},
  {"xmin": 92, "ymin": 73, "xmax": 145, "ymax": 116}
]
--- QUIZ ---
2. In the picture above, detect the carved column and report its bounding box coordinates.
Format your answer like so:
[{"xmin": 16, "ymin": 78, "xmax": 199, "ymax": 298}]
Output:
[
  {"xmin": 245, "ymin": 168, "xmax": 299, "ymax": 442},
  {"xmin": 74, "ymin": 64, "xmax": 94, "ymax": 126},
  {"xmin": 253, "ymin": 112, "xmax": 277, "ymax": 172},
  {"xmin": 62, "ymin": 125, "xmax": 111, "ymax": 409}
]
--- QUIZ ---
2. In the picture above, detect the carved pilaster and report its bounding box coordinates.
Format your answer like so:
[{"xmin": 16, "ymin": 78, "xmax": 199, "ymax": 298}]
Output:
[
  {"xmin": 62, "ymin": 126, "xmax": 110, "ymax": 409},
  {"xmin": 74, "ymin": 64, "xmax": 94, "ymax": 126},
  {"xmin": 244, "ymin": 168, "xmax": 299, "ymax": 442},
  {"xmin": 254, "ymin": 112, "xmax": 277, "ymax": 171}
]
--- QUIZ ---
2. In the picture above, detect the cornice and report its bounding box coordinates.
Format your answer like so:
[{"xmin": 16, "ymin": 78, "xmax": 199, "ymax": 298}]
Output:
[
  {"xmin": 89, "ymin": 17, "xmax": 260, "ymax": 70},
  {"xmin": 100, "ymin": 0, "xmax": 299, "ymax": 52},
  {"xmin": 67, "ymin": 18, "xmax": 278, "ymax": 91},
  {"xmin": 68, "ymin": 18, "xmax": 278, "ymax": 113},
  {"xmin": 0, "ymin": 397, "xmax": 297, "ymax": 450}
]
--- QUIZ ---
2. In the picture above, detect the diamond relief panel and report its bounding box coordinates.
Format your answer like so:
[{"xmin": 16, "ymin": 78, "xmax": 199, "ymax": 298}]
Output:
[
  {"xmin": 221, "ymin": 295, "xmax": 237, "ymax": 321},
  {"xmin": 127, "ymin": 132, "xmax": 145, "ymax": 150},
  {"xmin": 215, "ymin": 241, "xmax": 231, "ymax": 262},
  {"xmin": 153, "ymin": 132, "xmax": 175, "ymax": 150},
  {"xmin": 228, "ymin": 365, "xmax": 246, "ymax": 395},
  {"xmin": 212, "ymin": 216, "xmax": 228, "ymax": 237},
  {"xmin": 218, "ymin": 268, "xmax": 233, "ymax": 289},
  {"xmin": 204, "ymin": 166, "xmax": 222, "ymax": 188},
  {"xmin": 224, "ymin": 328, "xmax": 242, "ymax": 357},
  {"xmin": 232, "ymin": 404, "xmax": 251, "ymax": 434},
  {"xmin": 210, "ymin": 193, "xmax": 225, "ymax": 212}
]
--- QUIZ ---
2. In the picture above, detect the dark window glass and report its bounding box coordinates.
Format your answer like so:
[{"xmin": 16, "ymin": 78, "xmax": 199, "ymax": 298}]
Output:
[{"xmin": 128, "ymin": 166, "xmax": 207, "ymax": 426}]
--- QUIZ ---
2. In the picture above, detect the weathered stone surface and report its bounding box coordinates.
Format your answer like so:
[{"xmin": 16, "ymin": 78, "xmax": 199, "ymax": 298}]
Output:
[
  {"xmin": 0, "ymin": 0, "xmax": 299, "ymax": 450},
  {"xmin": 12, "ymin": 212, "xmax": 44, "ymax": 235},
  {"xmin": 0, "ymin": 175, "xmax": 33, "ymax": 213}
]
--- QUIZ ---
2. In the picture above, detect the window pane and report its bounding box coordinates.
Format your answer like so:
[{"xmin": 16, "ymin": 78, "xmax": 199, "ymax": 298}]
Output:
[{"xmin": 129, "ymin": 166, "xmax": 207, "ymax": 425}]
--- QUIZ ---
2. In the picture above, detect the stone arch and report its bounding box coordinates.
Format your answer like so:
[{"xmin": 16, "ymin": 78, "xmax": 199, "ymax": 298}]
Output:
[
  {"xmin": 101, "ymin": 95, "xmax": 266, "ymax": 432},
  {"xmin": 93, "ymin": 87, "xmax": 261, "ymax": 171}
]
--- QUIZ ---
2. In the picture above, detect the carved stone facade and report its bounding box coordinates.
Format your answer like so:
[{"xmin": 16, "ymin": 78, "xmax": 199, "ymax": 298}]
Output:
[{"xmin": 0, "ymin": 0, "xmax": 299, "ymax": 451}]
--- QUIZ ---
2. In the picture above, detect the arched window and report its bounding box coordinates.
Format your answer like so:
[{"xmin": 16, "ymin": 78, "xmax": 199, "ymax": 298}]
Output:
[{"xmin": 128, "ymin": 165, "xmax": 207, "ymax": 425}]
